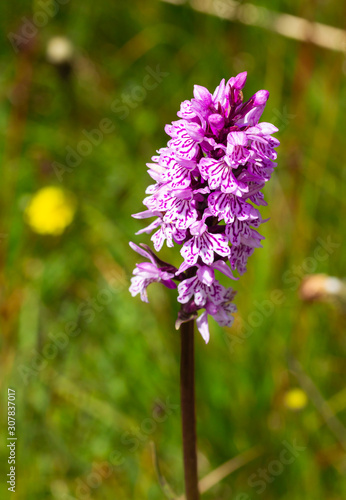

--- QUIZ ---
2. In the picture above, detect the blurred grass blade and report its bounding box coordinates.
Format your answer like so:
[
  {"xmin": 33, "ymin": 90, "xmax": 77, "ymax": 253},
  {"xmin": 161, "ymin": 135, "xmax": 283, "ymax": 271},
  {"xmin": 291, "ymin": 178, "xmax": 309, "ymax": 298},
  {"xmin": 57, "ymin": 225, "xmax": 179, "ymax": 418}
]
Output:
[
  {"xmin": 198, "ymin": 446, "xmax": 263, "ymax": 495},
  {"xmin": 151, "ymin": 441, "xmax": 178, "ymax": 499},
  {"xmin": 176, "ymin": 446, "xmax": 263, "ymax": 500}
]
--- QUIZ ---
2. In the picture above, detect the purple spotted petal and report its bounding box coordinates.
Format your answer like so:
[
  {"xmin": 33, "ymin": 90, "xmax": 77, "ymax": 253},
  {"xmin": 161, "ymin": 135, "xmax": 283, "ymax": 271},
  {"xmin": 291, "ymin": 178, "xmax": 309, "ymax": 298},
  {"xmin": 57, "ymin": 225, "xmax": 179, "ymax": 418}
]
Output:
[
  {"xmin": 208, "ymin": 191, "xmax": 260, "ymax": 223},
  {"xmin": 164, "ymin": 198, "xmax": 198, "ymax": 229},
  {"xmin": 199, "ymin": 157, "xmax": 249, "ymax": 196},
  {"xmin": 196, "ymin": 311, "xmax": 210, "ymax": 343},
  {"xmin": 181, "ymin": 230, "xmax": 230, "ymax": 268},
  {"xmin": 226, "ymin": 131, "xmax": 252, "ymax": 166}
]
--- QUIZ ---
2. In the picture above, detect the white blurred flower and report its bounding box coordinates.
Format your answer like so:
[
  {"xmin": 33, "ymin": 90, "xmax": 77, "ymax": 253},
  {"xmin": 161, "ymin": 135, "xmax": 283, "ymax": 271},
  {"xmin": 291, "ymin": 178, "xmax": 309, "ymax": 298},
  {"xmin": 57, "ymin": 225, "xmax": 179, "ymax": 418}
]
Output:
[
  {"xmin": 46, "ymin": 36, "xmax": 74, "ymax": 64},
  {"xmin": 300, "ymin": 274, "xmax": 346, "ymax": 302}
]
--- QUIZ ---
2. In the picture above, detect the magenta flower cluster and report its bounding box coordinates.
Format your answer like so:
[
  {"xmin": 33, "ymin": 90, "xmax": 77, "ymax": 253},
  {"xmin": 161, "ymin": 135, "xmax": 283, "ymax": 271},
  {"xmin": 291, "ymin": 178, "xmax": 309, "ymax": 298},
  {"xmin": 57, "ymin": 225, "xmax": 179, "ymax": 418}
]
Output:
[{"xmin": 129, "ymin": 72, "xmax": 279, "ymax": 343}]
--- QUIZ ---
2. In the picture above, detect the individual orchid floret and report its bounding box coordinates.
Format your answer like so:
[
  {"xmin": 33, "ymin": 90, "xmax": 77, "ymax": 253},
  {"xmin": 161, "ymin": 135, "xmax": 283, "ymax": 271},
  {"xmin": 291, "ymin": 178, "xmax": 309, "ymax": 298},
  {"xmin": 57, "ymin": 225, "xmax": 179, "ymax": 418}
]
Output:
[
  {"xmin": 208, "ymin": 191, "xmax": 260, "ymax": 224},
  {"xmin": 151, "ymin": 222, "xmax": 186, "ymax": 252},
  {"xmin": 129, "ymin": 242, "xmax": 177, "ymax": 302},
  {"xmin": 177, "ymin": 266, "xmax": 224, "ymax": 307},
  {"xmin": 199, "ymin": 156, "xmax": 249, "ymax": 196},
  {"xmin": 226, "ymin": 131, "xmax": 252, "ymax": 166},
  {"xmin": 225, "ymin": 218, "xmax": 264, "ymax": 248},
  {"xmin": 196, "ymin": 288, "xmax": 238, "ymax": 344},
  {"xmin": 177, "ymin": 263, "xmax": 237, "ymax": 308},
  {"xmin": 180, "ymin": 218, "xmax": 230, "ymax": 268}
]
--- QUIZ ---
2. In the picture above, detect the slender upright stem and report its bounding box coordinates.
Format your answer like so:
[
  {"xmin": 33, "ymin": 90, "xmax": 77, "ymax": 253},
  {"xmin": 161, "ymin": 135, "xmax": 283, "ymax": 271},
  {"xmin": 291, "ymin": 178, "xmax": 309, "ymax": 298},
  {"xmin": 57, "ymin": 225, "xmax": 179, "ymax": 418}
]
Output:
[{"xmin": 180, "ymin": 319, "xmax": 200, "ymax": 500}]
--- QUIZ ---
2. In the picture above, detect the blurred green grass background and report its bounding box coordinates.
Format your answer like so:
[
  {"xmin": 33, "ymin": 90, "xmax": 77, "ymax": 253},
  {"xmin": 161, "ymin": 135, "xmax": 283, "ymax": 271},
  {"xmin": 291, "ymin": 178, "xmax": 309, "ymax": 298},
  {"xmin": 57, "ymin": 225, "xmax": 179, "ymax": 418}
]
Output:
[{"xmin": 0, "ymin": 0, "xmax": 346, "ymax": 499}]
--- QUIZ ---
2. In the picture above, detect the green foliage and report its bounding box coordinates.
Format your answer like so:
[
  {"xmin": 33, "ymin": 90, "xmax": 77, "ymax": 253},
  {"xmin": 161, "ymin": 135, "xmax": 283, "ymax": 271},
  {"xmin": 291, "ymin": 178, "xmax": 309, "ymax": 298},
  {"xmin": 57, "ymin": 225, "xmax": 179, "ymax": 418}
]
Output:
[{"xmin": 0, "ymin": 1, "xmax": 346, "ymax": 499}]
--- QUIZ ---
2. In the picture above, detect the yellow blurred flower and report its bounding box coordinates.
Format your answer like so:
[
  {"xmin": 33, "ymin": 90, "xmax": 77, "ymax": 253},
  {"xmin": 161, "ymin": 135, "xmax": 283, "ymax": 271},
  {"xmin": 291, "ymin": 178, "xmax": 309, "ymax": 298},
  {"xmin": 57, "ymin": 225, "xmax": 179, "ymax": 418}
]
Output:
[
  {"xmin": 283, "ymin": 388, "xmax": 308, "ymax": 411},
  {"xmin": 25, "ymin": 186, "xmax": 76, "ymax": 236}
]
